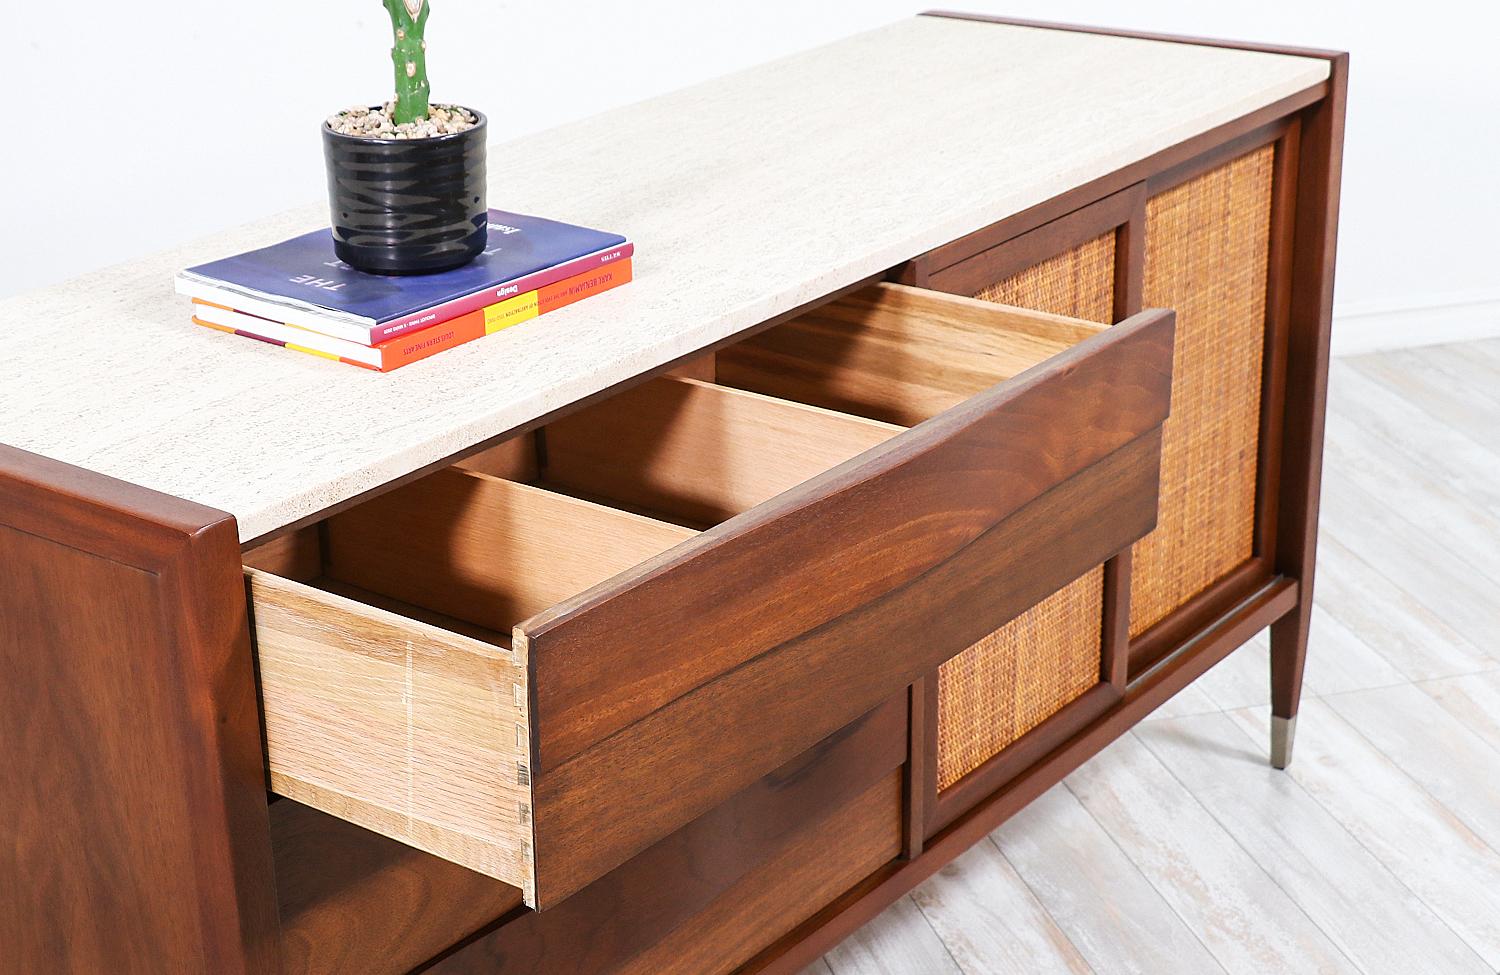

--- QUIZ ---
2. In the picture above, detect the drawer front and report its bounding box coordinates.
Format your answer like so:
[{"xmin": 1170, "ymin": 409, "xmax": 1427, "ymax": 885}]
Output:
[
  {"xmin": 247, "ymin": 287, "xmax": 1174, "ymax": 909},
  {"xmin": 616, "ymin": 774, "xmax": 902, "ymax": 975},
  {"xmin": 428, "ymin": 693, "xmax": 905, "ymax": 975},
  {"xmin": 522, "ymin": 302, "xmax": 1174, "ymax": 902}
]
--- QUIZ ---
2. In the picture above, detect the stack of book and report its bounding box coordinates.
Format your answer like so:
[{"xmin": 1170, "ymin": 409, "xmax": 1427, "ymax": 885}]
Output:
[{"xmin": 175, "ymin": 210, "xmax": 632, "ymax": 371}]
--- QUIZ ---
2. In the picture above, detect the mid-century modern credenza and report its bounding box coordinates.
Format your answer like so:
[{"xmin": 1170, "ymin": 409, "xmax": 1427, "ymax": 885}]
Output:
[{"xmin": 0, "ymin": 13, "xmax": 1345, "ymax": 974}]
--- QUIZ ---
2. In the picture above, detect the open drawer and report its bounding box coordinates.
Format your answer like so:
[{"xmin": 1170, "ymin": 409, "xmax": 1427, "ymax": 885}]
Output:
[{"xmin": 244, "ymin": 283, "xmax": 1174, "ymax": 909}]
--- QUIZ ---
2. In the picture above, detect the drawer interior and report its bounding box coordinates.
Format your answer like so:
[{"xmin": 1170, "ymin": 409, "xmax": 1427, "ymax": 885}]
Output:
[
  {"xmin": 242, "ymin": 280, "xmax": 1147, "ymax": 909},
  {"xmin": 534, "ymin": 377, "xmax": 902, "ymax": 527},
  {"xmin": 321, "ymin": 469, "xmax": 697, "ymax": 640},
  {"xmin": 301, "ymin": 376, "xmax": 906, "ymax": 638},
  {"xmin": 717, "ymin": 282, "xmax": 1109, "ymax": 425},
  {"xmin": 248, "ymin": 282, "xmax": 1111, "ymax": 640}
]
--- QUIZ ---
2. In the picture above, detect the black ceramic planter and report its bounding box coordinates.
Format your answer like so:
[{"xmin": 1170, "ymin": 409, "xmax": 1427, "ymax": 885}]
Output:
[{"xmin": 322, "ymin": 109, "xmax": 488, "ymax": 275}]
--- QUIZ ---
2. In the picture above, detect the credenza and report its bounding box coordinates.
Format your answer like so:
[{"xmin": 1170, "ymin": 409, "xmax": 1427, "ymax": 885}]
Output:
[{"xmin": 0, "ymin": 13, "xmax": 1345, "ymax": 974}]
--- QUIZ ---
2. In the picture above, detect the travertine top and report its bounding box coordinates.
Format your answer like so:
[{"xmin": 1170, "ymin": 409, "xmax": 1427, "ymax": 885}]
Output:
[{"xmin": 0, "ymin": 17, "xmax": 1328, "ymax": 541}]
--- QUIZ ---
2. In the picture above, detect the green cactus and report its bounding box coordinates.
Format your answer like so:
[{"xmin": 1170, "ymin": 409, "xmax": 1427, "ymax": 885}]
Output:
[{"xmin": 383, "ymin": 0, "xmax": 431, "ymax": 124}]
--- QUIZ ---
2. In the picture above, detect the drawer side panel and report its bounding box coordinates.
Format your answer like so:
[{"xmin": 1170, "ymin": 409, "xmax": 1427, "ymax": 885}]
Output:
[{"xmin": 248, "ymin": 569, "xmax": 536, "ymax": 904}]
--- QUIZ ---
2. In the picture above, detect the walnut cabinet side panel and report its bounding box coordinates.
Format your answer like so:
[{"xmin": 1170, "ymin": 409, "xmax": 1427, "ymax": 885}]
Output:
[{"xmin": 0, "ymin": 445, "xmax": 281, "ymax": 974}]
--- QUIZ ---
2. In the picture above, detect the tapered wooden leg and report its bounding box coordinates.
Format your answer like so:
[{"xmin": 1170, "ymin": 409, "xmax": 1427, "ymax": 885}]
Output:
[
  {"xmin": 1268, "ymin": 605, "xmax": 1310, "ymax": 768},
  {"xmin": 1266, "ymin": 52, "xmax": 1346, "ymax": 773}
]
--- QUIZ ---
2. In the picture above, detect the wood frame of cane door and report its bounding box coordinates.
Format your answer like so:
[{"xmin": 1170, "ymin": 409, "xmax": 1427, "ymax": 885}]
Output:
[
  {"xmin": 893, "ymin": 185, "xmax": 1149, "ymax": 841},
  {"xmin": 891, "ymin": 80, "xmax": 1317, "ymax": 844},
  {"xmin": 915, "ymin": 18, "xmax": 1346, "ymax": 720},
  {"xmin": 1123, "ymin": 116, "xmax": 1303, "ymax": 676}
]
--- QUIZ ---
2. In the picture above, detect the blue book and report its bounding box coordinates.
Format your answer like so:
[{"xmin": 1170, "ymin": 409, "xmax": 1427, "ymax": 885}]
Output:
[{"xmin": 176, "ymin": 210, "xmax": 631, "ymax": 345}]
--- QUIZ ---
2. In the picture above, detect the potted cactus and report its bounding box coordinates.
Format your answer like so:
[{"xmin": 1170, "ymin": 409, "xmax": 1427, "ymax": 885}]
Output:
[{"xmin": 322, "ymin": 0, "xmax": 488, "ymax": 274}]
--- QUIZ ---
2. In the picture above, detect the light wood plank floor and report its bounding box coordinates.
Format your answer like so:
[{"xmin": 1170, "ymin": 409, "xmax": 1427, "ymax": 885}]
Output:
[{"xmin": 805, "ymin": 340, "xmax": 1500, "ymax": 975}]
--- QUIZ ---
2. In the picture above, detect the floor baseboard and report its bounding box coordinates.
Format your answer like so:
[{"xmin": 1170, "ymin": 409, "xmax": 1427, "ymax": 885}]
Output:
[{"xmin": 1332, "ymin": 293, "xmax": 1500, "ymax": 356}]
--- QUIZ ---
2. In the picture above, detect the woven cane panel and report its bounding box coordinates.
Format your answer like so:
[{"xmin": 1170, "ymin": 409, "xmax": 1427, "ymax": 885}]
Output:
[
  {"xmin": 936, "ymin": 569, "xmax": 1104, "ymax": 790},
  {"xmin": 971, "ymin": 231, "xmax": 1116, "ymax": 321},
  {"xmin": 1129, "ymin": 146, "xmax": 1274, "ymax": 637},
  {"xmin": 934, "ymin": 235, "xmax": 1115, "ymax": 792}
]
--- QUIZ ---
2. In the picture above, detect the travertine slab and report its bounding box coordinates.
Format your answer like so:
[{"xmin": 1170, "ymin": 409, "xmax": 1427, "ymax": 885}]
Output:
[{"xmin": 0, "ymin": 17, "xmax": 1327, "ymax": 540}]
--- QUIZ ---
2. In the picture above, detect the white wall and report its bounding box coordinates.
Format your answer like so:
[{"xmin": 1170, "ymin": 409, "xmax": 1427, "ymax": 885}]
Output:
[{"xmin": 8, "ymin": 2, "xmax": 1497, "ymax": 351}]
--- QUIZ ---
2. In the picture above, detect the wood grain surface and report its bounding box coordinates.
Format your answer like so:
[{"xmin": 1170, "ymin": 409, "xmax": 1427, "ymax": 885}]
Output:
[
  {"xmin": 544, "ymin": 375, "xmax": 903, "ymax": 526},
  {"xmin": 615, "ymin": 774, "xmax": 903, "ymax": 975},
  {"xmin": 249, "ymin": 568, "xmax": 536, "ymax": 903},
  {"xmin": 522, "ymin": 308, "xmax": 1173, "ymax": 904},
  {"xmin": 527, "ymin": 308, "xmax": 1174, "ymax": 772},
  {"xmin": 430, "ymin": 695, "xmax": 904, "ymax": 975},
  {"xmin": 451, "ymin": 432, "xmax": 540, "ymax": 482},
  {"xmin": 273, "ymin": 800, "xmax": 523, "ymax": 975},
  {"xmin": 324, "ymin": 466, "xmax": 694, "ymax": 632},
  {"xmin": 0, "ymin": 445, "xmax": 281, "ymax": 974},
  {"xmin": 1270, "ymin": 50, "xmax": 1348, "ymax": 722},
  {"xmin": 718, "ymin": 282, "xmax": 1104, "ymax": 426}
]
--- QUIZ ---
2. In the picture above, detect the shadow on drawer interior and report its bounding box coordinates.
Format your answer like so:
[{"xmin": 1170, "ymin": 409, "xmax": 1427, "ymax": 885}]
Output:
[
  {"xmin": 717, "ymin": 281, "xmax": 1108, "ymax": 426},
  {"xmin": 315, "ymin": 376, "xmax": 908, "ymax": 639}
]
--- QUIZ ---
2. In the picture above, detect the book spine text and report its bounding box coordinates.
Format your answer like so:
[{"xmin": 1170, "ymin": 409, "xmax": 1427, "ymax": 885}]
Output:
[{"xmin": 369, "ymin": 242, "xmax": 636, "ymax": 343}]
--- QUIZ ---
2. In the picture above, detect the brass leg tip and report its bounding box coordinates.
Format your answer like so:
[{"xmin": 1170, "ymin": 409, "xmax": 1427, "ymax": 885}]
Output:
[{"xmin": 1271, "ymin": 715, "xmax": 1297, "ymax": 769}]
